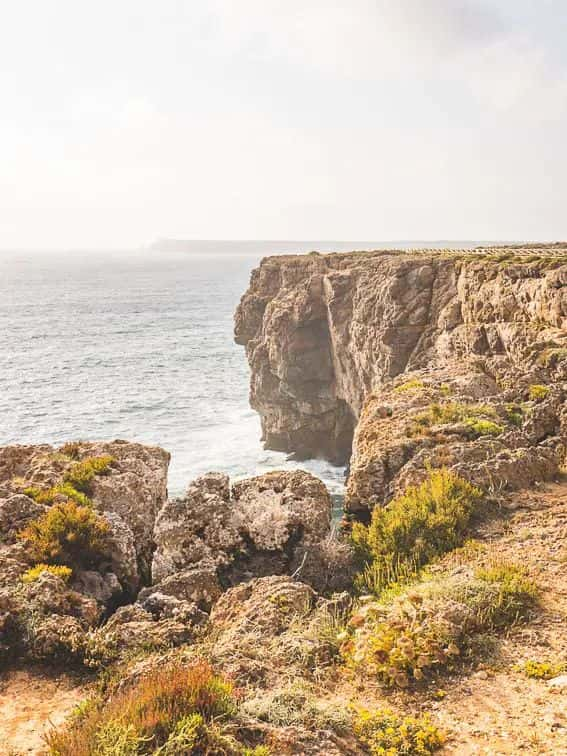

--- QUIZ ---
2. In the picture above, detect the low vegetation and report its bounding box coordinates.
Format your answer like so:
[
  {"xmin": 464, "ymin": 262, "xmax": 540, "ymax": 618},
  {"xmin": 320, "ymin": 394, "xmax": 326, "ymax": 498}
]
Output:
[
  {"xmin": 46, "ymin": 660, "xmax": 269, "ymax": 756},
  {"xmin": 516, "ymin": 659, "xmax": 565, "ymax": 680},
  {"xmin": 63, "ymin": 455, "xmax": 114, "ymax": 493},
  {"xmin": 353, "ymin": 707, "xmax": 446, "ymax": 754},
  {"xmin": 408, "ymin": 402, "xmax": 504, "ymax": 438},
  {"xmin": 18, "ymin": 500, "xmax": 110, "ymax": 569},
  {"xmin": 21, "ymin": 563, "xmax": 73, "ymax": 583},
  {"xmin": 352, "ymin": 468, "xmax": 483, "ymax": 593},
  {"xmin": 23, "ymin": 455, "xmax": 114, "ymax": 508},
  {"xmin": 528, "ymin": 384, "xmax": 550, "ymax": 401},
  {"xmin": 394, "ymin": 378, "xmax": 425, "ymax": 394},
  {"xmin": 342, "ymin": 559, "xmax": 537, "ymax": 687}
]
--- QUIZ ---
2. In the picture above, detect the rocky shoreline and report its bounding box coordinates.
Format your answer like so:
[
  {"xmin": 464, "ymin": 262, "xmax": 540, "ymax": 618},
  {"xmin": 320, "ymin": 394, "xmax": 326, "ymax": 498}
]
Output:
[{"xmin": 1, "ymin": 245, "xmax": 566, "ymax": 754}]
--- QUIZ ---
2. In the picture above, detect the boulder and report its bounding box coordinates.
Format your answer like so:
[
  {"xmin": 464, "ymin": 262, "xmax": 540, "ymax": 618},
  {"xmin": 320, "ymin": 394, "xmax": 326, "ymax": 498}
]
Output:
[{"xmin": 150, "ymin": 469, "xmax": 336, "ymax": 596}]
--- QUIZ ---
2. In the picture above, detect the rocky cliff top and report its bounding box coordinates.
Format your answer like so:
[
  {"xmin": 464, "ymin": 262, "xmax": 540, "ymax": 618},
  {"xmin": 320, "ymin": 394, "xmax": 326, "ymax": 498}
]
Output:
[{"xmin": 235, "ymin": 246, "xmax": 566, "ymax": 503}]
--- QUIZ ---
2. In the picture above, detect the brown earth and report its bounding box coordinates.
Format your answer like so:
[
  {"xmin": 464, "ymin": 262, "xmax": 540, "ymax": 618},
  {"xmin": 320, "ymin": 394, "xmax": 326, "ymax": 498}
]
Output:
[{"xmin": 0, "ymin": 667, "xmax": 87, "ymax": 755}]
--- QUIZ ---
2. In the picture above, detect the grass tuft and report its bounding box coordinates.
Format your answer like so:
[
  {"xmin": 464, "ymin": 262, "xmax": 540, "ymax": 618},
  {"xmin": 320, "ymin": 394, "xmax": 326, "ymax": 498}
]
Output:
[{"xmin": 45, "ymin": 660, "xmax": 267, "ymax": 756}]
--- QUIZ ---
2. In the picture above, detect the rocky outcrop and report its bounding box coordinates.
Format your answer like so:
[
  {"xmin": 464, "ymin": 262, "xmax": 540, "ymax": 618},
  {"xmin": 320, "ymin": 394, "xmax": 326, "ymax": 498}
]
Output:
[
  {"xmin": 148, "ymin": 469, "xmax": 342, "ymax": 600},
  {"xmin": 235, "ymin": 246, "xmax": 567, "ymax": 515},
  {"xmin": 0, "ymin": 440, "xmax": 169, "ymax": 586},
  {"xmin": 0, "ymin": 440, "xmax": 169, "ymax": 662}
]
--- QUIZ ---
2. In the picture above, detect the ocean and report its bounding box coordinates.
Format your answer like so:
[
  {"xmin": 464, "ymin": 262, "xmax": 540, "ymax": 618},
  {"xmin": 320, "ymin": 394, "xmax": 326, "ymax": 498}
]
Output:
[{"xmin": 0, "ymin": 241, "xmax": 480, "ymax": 504}]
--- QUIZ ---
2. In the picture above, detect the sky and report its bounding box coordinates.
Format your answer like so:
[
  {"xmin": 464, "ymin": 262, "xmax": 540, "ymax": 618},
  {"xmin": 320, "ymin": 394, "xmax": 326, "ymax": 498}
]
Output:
[{"xmin": 1, "ymin": 0, "xmax": 566, "ymax": 249}]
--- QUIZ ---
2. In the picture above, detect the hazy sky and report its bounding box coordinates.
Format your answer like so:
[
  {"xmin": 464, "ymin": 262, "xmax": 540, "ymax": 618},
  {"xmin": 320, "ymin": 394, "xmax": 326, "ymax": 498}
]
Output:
[{"xmin": 1, "ymin": 1, "xmax": 566, "ymax": 248}]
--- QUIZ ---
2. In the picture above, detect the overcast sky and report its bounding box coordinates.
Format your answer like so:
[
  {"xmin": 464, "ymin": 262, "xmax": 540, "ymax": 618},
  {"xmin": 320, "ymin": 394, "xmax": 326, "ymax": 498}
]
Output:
[{"xmin": 1, "ymin": 1, "xmax": 566, "ymax": 248}]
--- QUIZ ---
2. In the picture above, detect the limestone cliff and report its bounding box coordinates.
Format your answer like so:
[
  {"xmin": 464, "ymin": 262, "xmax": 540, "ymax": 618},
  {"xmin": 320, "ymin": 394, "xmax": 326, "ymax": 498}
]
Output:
[{"xmin": 235, "ymin": 245, "xmax": 567, "ymax": 515}]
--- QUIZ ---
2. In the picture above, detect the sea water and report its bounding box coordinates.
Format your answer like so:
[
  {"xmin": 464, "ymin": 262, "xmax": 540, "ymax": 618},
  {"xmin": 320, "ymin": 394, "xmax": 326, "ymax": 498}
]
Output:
[{"xmin": 0, "ymin": 240, "xmax": 480, "ymax": 507}]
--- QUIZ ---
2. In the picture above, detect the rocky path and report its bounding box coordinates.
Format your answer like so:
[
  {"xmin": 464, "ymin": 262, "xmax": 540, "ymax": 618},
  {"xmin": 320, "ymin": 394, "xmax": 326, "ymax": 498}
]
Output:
[{"xmin": 0, "ymin": 668, "xmax": 87, "ymax": 755}]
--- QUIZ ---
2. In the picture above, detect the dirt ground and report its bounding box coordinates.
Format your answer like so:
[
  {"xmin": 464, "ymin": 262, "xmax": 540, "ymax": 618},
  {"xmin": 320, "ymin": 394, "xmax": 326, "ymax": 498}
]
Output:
[
  {"xmin": 0, "ymin": 666, "xmax": 87, "ymax": 755},
  {"xmin": 435, "ymin": 481, "xmax": 567, "ymax": 754}
]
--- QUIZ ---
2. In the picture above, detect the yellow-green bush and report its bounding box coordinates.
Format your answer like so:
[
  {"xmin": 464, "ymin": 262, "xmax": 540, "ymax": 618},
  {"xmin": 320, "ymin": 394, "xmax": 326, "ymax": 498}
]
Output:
[
  {"xmin": 353, "ymin": 707, "xmax": 445, "ymax": 755},
  {"xmin": 46, "ymin": 661, "xmax": 268, "ymax": 756},
  {"xmin": 18, "ymin": 501, "xmax": 110, "ymax": 569},
  {"xmin": 63, "ymin": 455, "xmax": 114, "ymax": 493},
  {"xmin": 408, "ymin": 402, "xmax": 503, "ymax": 438},
  {"xmin": 24, "ymin": 482, "xmax": 92, "ymax": 508},
  {"xmin": 342, "ymin": 560, "xmax": 537, "ymax": 688},
  {"xmin": 463, "ymin": 418, "xmax": 504, "ymax": 437},
  {"xmin": 528, "ymin": 384, "xmax": 550, "ymax": 401},
  {"xmin": 394, "ymin": 378, "xmax": 425, "ymax": 394},
  {"xmin": 517, "ymin": 659, "xmax": 565, "ymax": 680},
  {"xmin": 21, "ymin": 563, "xmax": 73, "ymax": 584},
  {"xmin": 352, "ymin": 469, "xmax": 483, "ymax": 591},
  {"xmin": 505, "ymin": 403, "xmax": 524, "ymax": 427}
]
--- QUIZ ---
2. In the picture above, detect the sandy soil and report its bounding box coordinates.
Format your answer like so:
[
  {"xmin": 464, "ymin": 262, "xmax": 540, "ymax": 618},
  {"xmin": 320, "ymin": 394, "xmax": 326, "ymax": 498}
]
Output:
[
  {"xmin": 435, "ymin": 481, "xmax": 567, "ymax": 754},
  {"xmin": 0, "ymin": 667, "xmax": 87, "ymax": 755}
]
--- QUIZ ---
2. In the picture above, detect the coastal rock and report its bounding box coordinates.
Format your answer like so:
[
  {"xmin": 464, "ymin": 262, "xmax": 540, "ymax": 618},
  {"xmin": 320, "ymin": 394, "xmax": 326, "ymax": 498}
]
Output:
[
  {"xmin": 141, "ymin": 563, "xmax": 223, "ymax": 611},
  {"xmin": 85, "ymin": 604, "xmax": 194, "ymax": 667},
  {"xmin": 151, "ymin": 472, "xmax": 240, "ymax": 584},
  {"xmin": 150, "ymin": 469, "xmax": 336, "ymax": 595},
  {"xmin": 0, "ymin": 494, "xmax": 46, "ymax": 543},
  {"xmin": 210, "ymin": 575, "xmax": 315, "ymax": 641},
  {"xmin": 235, "ymin": 248, "xmax": 567, "ymax": 515},
  {"xmin": 0, "ymin": 440, "xmax": 170, "ymax": 584}
]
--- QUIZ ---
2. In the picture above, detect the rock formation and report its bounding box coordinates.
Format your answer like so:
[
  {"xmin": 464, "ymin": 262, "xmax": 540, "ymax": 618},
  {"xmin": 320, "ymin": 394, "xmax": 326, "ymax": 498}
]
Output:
[
  {"xmin": 235, "ymin": 245, "xmax": 567, "ymax": 517},
  {"xmin": 0, "ymin": 442, "xmax": 346, "ymax": 666}
]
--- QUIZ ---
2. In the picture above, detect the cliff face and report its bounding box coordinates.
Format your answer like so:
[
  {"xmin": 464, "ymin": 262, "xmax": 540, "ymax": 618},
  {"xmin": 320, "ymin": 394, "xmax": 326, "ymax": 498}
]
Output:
[{"xmin": 235, "ymin": 246, "xmax": 567, "ymax": 514}]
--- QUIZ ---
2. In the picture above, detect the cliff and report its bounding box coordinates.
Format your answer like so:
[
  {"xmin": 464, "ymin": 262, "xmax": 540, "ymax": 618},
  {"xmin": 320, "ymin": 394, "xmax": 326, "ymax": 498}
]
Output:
[{"xmin": 235, "ymin": 245, "xmax": 567, "ymax": 516}]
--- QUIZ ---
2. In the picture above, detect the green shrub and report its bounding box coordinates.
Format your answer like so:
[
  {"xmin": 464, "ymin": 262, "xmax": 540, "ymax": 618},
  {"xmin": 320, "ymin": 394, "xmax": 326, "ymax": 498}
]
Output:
[
  {"xmin": 474, "ymin": 562, "xmax": 538, "ymax": 626},
  {"xmin": 46, "ymin": 661, "xmax": 265, "ymax": 756},
  {"xmin": 505, "ymin": 403, "xmax": 524, "ymax": 427},
  {"xmin": 394, "ymin": 378, "xmax": 425, "ymax": 394},
  {"xmin": 528, "ymin": 384, "xmax": 550, "ymax": 401},
  {"xmin": 353, "ymin": 707, "xmax": 445, "ymax": 754},
  {"xmin": 517, "ymin": 659, "xmax": 565, "ymax": 680},
  {"xmin": 342, "ymin": 560, "xmax": 537, "ymax": 687},
  {"xmin": 90, "ymin": 720, "xmax": 147, "ymax": 755},
  {"xmin": 21, "ymin": 563, "xmax": 73, "ymax": 584},
  {"xmin": 352, "ymin": 469, "xmax": 483, "ymax": 592},
  {"xmin": 63, "ymin": 455, "xmax": 114, "ymax": 493},
  {"xmin": 24, "ymin": 482, "xmax": 92, "ymax": 508},
  {"xmin": 409, "ymin": 402, "xmax": 501, "ymax": 437},
  {"xmin": 464, "ymin": 418, "xmax": 504, "ymax": 437},
  {"xmin": 18, "ymin": 501, "xmax": 110, "ymax": 569}
]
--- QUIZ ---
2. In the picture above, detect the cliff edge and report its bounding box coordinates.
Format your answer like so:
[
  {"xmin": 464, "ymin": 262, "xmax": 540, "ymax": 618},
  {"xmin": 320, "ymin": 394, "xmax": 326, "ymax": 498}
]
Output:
[{"xmin": 235, "ymin": 245, "xmax": 567, "ymax": 516}]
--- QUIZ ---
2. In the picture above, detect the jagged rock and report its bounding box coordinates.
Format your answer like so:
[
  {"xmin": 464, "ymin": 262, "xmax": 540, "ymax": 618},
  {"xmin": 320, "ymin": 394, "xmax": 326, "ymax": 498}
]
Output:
[
  {"xmin": 71, "ymin": 570, "xmax": 122, "ymax": 608},
  {"xmin": 86, "ymin": 603, "xmax": 193, "ymax": 667},
  {"xmin": 232, "ymin": 470, "xmax": 331, "ymax": 549},
  {"xmin": 0, "ymin": 494, "xmax": 47, "ymax": 543},
  {"xmin": 141, "ymin": 563, "xmax": 222, "ymax": 610},
  {"xmin": 151, "ymin": 472, "xmax": 241, "ymax": 584},
  {"xmin": 0, "ymin": 440, "xmax": 170, "ymax": 579},
  {"xmin": 210, "ymin": 575, "xmax": 315, "ymax": 641},
  {"xmin": 150, "ymin": 469, "xmax": 336, "ymax": 595},
  {"xmin": 21, "ymin": 572, "xmax": 99, "ymax": 626},
  {"xmin": 102, "ymin": 510, "xmax": 140, "ymax": 594},
  {"xmin": 139, "ymin": 591, "xmax": 208, "ymax": 625},
  {"xmin": 25, "ymin": 614, "xmax": 87, "ymax": 662}
]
